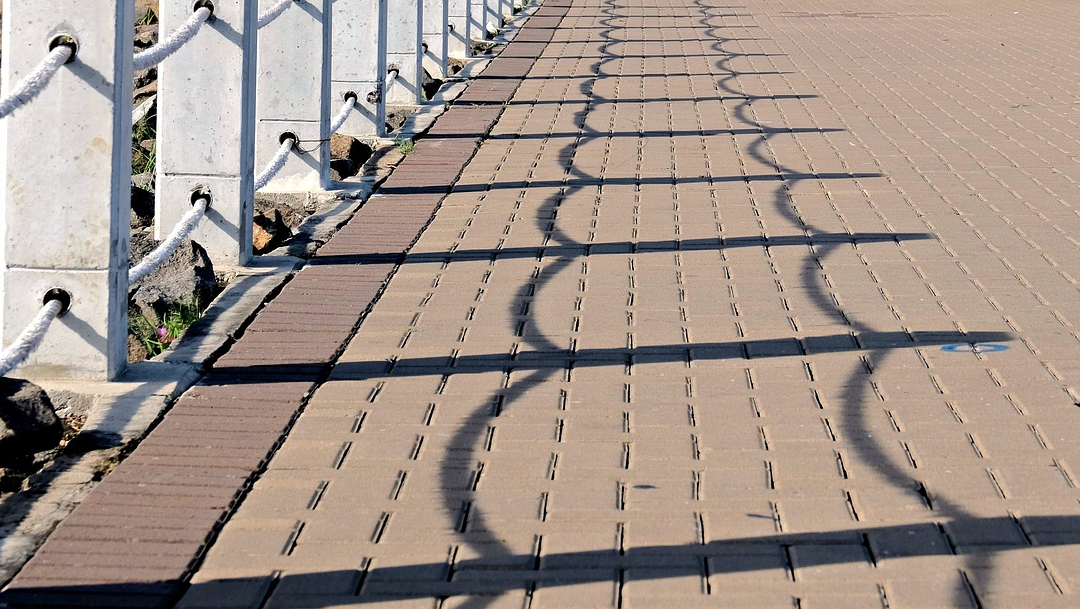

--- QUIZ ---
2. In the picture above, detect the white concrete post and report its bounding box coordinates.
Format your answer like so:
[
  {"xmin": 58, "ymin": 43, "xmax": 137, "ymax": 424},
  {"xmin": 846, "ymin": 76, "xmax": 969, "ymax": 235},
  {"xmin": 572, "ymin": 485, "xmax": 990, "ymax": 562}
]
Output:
[
  {"xmin": 384, "ymin": 0, "xmax": 422, "ymax": 106},
  {"xmin": 484, "ymin": 0, "xmax": 500, "ymax": 37},
  {"xmin": 0, "ymin": 0, "xmax": 133, "ymax": 379},
  {"xmin": 256, "ymin": 0, "xmax": 332, "ymax": 191},
  {"xmin": 422, "ymin": 0, "xmax": 448, "ymax": 80},
  {"xmin": 332, "ymin": 0, "xmax": 386, "ymax": 139},
  {"xmin": 447, "ymin": 0, "xmax": 467, "ymax": 59},
  {"xmin": 157, "ymin": 0, "xmax": 258, "ymax": 266},
  {"xmin": 467, "ymin": 0, "xmax": 492, "ymax": 53}
]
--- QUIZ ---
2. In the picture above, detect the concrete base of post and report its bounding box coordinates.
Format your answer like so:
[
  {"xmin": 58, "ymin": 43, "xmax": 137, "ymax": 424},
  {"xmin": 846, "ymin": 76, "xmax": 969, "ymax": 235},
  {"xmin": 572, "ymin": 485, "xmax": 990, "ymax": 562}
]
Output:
[{"xmin": 0, "ymin": 0, "xmax": 133, "ymax": 380}]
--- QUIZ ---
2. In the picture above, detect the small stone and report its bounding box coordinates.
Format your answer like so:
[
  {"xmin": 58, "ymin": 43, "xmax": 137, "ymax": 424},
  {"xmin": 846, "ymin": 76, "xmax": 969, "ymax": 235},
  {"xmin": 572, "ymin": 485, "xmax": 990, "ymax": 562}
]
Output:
[
  {"xmin": 128, "ymin": 333, "xmax": 151, "ymax": 363},
  {"xmin": 253, "ymin": 209, "xmax": 292, "ymax": 254},
  {"xmin": 131, "ymin": 172, "xmax": 155, "ymax": 193},
  {"xmin": 133, "ymin": 67, "xmax": 157, "ymax": 91},
  {"xmin": 134, "ymin": 24, "xmax": 159, "ymax": 48},
  {"xmin": 0, "ymin": 379, "xmax": 62, "ymax": 465},
  {"xmin": 134, "ymin": 80, "xmax": 158, "ymax": 100}
]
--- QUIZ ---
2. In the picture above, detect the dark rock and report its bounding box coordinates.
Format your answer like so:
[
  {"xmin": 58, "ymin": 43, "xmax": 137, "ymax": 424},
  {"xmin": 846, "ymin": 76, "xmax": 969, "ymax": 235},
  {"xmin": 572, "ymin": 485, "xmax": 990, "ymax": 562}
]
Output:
[
  {"xmin": 385, "ymin": 110, "xmax": 409, "ymax": 134},
  {"xmin": 329, "ymin": 159, "xmax": 354, "ymax": 182},
  {"xmin": 134, "ymin": 80, "xmax": 158, "ymax": 101},
  {"xmin": 134, "ymin": 24, "xmax": 159, "ymax": 48},
  {"xmin": 131, "ymin": 184, "xmax": 155, "ymax": 229},
  {"xmin": 134, "ymin": 67, "xmax": 157, "ymax": 91},
  {"xmin": 422, "ymin": 70, "xmax": 444, "ymax": 101},
  {"xmin": 127, "ymin": 333, "xmax": 150, "ymax": 363},
  {"xmin": 329, "ymin": 134, "xmax": 373, "ymax": 180},
  {"xmin": 0, "ymin": 379, "xmax": 62, "ymax": 465},
  {"xmin": 253, "ymin": 209, "xmax": 292, "ymax": 254},
  {"xmin": 129, "ymin": 237, "xmax": 217, "ymax": 325},
  {"xmin": 131, "ymin": 172, "xmax": 155, "ymax": 193}
]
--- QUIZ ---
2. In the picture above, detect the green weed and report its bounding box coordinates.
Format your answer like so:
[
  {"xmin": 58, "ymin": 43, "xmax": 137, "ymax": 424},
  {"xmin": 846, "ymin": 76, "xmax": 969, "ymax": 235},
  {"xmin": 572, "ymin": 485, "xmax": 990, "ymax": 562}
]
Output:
[
  {"xmin": 129, "ymin": 298, "xmax": 202, "ymax": 358},
  {"xmin": 395, "ymin": 137, "xmax": 415, "ymax": 155}
]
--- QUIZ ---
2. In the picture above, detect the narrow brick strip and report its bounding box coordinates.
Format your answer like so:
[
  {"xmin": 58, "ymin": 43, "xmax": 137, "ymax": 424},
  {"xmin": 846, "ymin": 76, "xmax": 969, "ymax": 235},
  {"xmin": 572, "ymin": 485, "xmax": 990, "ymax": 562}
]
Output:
[{"xmin": 0, "ymin": 4, "xmax": 572, "ymax": 608}]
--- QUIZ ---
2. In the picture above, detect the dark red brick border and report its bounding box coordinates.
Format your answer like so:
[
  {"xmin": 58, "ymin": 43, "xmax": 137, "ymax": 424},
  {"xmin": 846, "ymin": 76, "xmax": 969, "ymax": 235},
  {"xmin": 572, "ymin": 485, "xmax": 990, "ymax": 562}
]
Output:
[{"xmin": 0, "ymin": 3, "xmax": 572, "ymax": 607}]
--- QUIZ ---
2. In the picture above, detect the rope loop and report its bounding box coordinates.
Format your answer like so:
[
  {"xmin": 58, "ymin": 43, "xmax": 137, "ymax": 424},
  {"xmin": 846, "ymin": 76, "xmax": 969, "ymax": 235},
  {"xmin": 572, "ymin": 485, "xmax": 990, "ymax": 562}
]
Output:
[
  {"xmin": 330, "ymin": 93, "xmax": 359, "ymax": 134},
  {"xmin": 129, "ymin": 196, "xmax": 210, "ymax": 285},
  {"xmin": 133, "ymin": 6, "xmax": 212, "ymax": 71},
  {"xmin": 255, "ymin": 137, "xmax": 297, "ymax": 191},
  {"xmin": 0, "ymin": 299, "xmax": 64, "ymax": 378},
  {"xmin": 258, "ymin": 0, "xmax": 296, "ymax": 29},
  {"xmin": 0, "ymin": 45, "xmax": 73, "ymax": 121}
]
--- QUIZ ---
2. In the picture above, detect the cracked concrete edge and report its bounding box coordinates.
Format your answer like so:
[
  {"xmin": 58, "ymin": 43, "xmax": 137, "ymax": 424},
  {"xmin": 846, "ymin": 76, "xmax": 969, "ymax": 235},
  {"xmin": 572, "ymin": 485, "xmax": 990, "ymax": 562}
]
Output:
[{"xmin": 0, "ymin": 448, "xmax": 122, "ymax": 586}]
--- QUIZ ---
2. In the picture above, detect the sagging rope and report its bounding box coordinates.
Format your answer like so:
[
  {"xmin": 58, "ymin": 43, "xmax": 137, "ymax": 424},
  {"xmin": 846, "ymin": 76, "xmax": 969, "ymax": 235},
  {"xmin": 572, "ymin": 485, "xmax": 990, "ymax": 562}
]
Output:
[
  {"xmin": 134, "ymin": 6, "xmax": 212, "ymax": 71},
  {"xmin": 329, "ymin": 94, "xmax": 359, "ymax": 134},
  {"xmin": 258, "ymin": 0, "xmax": 295, "ymax": 29},
  {"xmin": 129, "ymin": 196, "xmax": 209, "ymax": 284},
  {"xmin": 0, "ymin": 45, "xmax": 73, "ymax": 121},
  {"xmin": 0, "ymin": 299, "xmax": 63, "ymax": 378},
  {"xmin": 255, "ymin": 137, "xmax": 296, "ymax": 191}
]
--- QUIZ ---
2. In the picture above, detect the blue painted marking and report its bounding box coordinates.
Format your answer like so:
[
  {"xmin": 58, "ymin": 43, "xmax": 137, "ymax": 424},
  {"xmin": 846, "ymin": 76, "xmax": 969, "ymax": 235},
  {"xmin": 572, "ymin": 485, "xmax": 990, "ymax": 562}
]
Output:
[{"xmin": 941, "ymin": 343, "xmax": 1010, "ymax": 353}]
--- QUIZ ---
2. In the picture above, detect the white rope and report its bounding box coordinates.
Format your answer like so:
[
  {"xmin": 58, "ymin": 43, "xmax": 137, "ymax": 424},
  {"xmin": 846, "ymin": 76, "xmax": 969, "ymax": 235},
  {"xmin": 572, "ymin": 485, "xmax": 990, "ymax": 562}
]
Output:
[
  {"xmin": 129, "ymin": 197, "xmax": 209, "ymax": 285},
  {"xmin": 258, "ymin": 0, "xmax": 295, "ymax": 29},
  {"xmin": 0, "ymin": 300, "xmax": 63, "ymax": 378},
  {"xmin": 329, "ymin": 96, "xmax": 357, "ymax": 134},
  {"xmin": 255, "ymin": 138, "xmax": 296, "ymax": 191},
  {"xmin": 133, "ymin": 7, "xmax": 212, "ymax": 71},
  {"xmin": 0, "ymin": 46, "xmax": 72, "ymax": 120}
]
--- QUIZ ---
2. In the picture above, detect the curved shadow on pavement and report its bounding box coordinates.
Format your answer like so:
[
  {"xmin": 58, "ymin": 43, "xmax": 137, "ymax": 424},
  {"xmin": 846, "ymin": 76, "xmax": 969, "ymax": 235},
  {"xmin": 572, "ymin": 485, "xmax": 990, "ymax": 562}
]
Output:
[{"xmin": 1, "ymin": 512, "xmax": 1072, "ymax": 606}]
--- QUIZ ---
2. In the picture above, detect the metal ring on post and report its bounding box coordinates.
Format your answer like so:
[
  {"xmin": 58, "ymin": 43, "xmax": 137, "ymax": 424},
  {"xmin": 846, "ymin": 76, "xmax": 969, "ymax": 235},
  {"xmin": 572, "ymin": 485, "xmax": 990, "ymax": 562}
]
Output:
[
  {"xmin": 192, "ymin": 0, "xmax": 216, "ymax": 17},
  {"xmin": 48, "ymin": 35, "xmax": 79, "ymax": 64},
  {"xmin": 42, "ymin": 288, "xmax": 72, "ymax": 316},
  {"xmin": 190, "ymin": 188, "xmax": 213, "ymax": 208}
]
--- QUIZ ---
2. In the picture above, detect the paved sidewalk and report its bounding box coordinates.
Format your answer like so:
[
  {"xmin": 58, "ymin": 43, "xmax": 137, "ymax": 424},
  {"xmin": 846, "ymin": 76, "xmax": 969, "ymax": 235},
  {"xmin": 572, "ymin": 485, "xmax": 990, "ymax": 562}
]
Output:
[{"xmin": 10, "ymin": 0, "xmax": 1080, "ymax": 607}]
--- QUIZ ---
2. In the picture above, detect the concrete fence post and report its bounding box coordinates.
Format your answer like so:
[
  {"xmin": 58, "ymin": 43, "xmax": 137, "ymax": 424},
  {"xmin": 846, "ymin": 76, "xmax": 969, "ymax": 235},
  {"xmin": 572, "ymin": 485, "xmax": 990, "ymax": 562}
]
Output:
[
  {"xmin": 422, "ymin": 0, "xmax": 449, "ymax": 80},
  {"xmin": 0, "ymin": 0, "xmax": 134, "ymax": 379},
  {"xmin": 384, "ymin": 0, "xmax": 423, "ymax": 109},
  {"xmin": 467, "ymin": 0, "xmax": 490, "ymax": 54},
  {"xmin": 332, "ymin": 0, "xmax": 386, "ymax": 139},
  {"xmin": 255, "ymin": 0, "xmax": 332, "ymax": 191},
  {"xmin": 447, "ymin": 0, "xmax": 468, "ymax": 59},
  {"xmin": 157, "ymin": 0, "xmax": 258, "ymax": 266},
  {"xmin": 485, "ymin": 0, "xmax": 500, "ymax": 37}
]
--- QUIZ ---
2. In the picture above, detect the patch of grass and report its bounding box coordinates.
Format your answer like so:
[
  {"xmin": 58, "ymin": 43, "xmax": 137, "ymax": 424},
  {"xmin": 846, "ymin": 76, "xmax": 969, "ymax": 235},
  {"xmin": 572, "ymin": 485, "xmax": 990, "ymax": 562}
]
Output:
[
  {"xmin": 394, "ymin": 137, "xmax": 415, "ymax": 155},
  {"xmin": 137, "ymin": 7, "xmax": 159, "ymax": 26},
  {"xmin": 131, "ymin": 115, "xmax": 156, "ymax": 176},
  {"xmin": 129, "ymin": 298, "xmax": 202, "ymax": 358}
]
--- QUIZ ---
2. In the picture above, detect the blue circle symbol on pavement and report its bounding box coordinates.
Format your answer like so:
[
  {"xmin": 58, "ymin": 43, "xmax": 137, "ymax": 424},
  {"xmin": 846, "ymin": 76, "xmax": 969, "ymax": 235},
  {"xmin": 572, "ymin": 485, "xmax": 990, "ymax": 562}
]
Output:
[{"xmin": 941, "ymin": 343, "xmax": 1009, "ymax": 353}]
